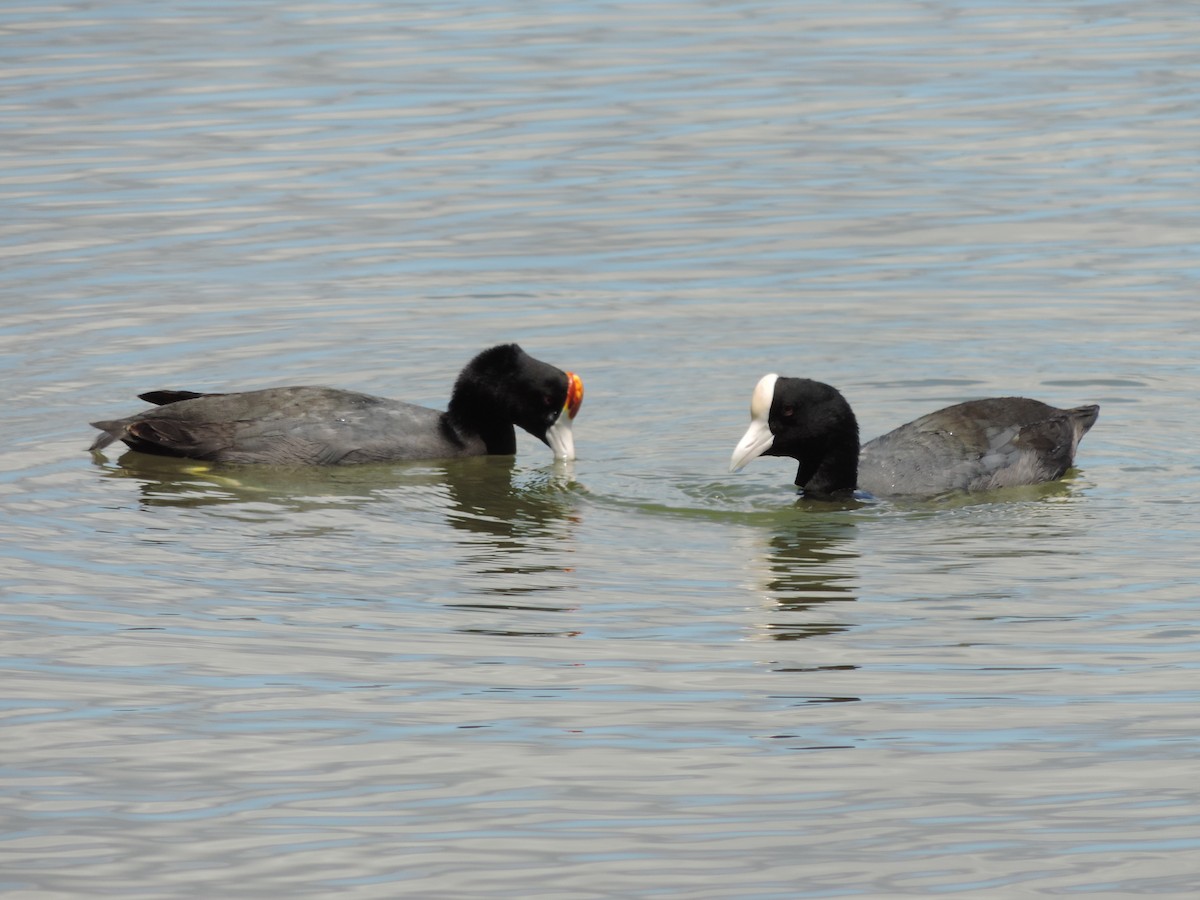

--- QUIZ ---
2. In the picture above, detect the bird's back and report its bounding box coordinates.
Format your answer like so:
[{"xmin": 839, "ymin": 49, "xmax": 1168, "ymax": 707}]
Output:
[
  {"xmin": 858, "ymin": 398, "xmax": 1099, "ymax": 497},
  {"xmin": 90, "ymin": 386, "xmax": 485, "ymax": 465}
]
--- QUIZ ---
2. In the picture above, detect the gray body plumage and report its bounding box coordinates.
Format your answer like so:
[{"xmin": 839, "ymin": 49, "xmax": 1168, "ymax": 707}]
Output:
[
  {"xmin": 858, "ymin": 398, "xmax": 1099, "ymax": 497},
  {"xmin": 731, "ymin": 374, "xmax": 1099, "ymax": 498},
  {"xmin": 89, "ymin": 387, "xmax": 485, "ymax": 465},
  {"xmin": 88, "ymin": 343, "xmax": 582, "ymax": 466}
]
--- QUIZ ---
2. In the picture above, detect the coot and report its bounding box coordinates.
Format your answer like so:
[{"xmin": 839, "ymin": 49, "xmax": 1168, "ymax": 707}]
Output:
[
  {"xmin": 730, "ymin": 374, "xmax": 1098, "ymax": 498},
  {"xmin": 90, "ymin": 343, "xmax": 584, "ymax": 465}
]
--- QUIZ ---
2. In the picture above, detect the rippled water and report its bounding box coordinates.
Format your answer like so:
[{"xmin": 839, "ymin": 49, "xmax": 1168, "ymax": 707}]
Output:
[{"xmin": 4, "ymin": 1, "xmax": 1200, "ymax": 896}]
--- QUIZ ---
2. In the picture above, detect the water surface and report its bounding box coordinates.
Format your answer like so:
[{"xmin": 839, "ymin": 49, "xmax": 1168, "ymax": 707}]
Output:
[{"xmin": 3, "ymin": 1, "xmax": 1200, "ymax": 896}]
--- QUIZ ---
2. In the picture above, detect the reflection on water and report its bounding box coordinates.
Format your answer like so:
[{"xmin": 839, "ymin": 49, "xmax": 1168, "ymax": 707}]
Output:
[
  {"xmin": 9, "ymin": 0, "xmax": 1200, "ymax": 893},
  {"xmin": 751, "ymin": 511, "xmax": 860, "ymax": 642},
  {"xmin": 95, "ymin": 448, "xmax": 578, "ymax": 522},
  {"xmin": 94, "ymin": 448, "xmax": 429, "ymax": 511},
  {"xmin": 442, "ymin": 459, "xmax": 579, "ymax": 547},
  {"xmin": 94, "ymin": 448, "xmax": 584, "ymax": 630},
  {"xmin": 439, "ymin": 457, "xmax": 585, "ymax": 635}
]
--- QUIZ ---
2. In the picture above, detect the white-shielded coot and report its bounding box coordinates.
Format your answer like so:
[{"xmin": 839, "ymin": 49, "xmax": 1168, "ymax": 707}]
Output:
[{"xmin": 731, "ymin": 374, "xmax": 1098, "ymax": 498}]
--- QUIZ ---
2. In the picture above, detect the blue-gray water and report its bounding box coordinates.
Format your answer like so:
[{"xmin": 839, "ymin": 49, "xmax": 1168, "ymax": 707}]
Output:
[{"xmin": 3, "ymin": 1, "xmax": 1200, "ymax": 896}]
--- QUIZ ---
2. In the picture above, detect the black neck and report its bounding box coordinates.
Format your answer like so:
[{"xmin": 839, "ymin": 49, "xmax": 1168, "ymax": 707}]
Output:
[
  {"xmin": 446, "ymin": 388, "xmax": 518, "ymax": 455},
  {"xmin": 795, "ymin": 432, "xmax": 860, "ymax": 497},
  {"xmin": 443, "ymin": 410, "xmax": 516, "ymax": 455}
]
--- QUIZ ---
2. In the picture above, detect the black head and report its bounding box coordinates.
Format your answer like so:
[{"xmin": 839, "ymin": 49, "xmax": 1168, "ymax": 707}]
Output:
[
  {"xmin": 730, "ymin": 374, "xmax": 860, "ymax": 495},
  {"xmin": 448, "ymin": 344, "xmax": 583, "ymax": 459}
]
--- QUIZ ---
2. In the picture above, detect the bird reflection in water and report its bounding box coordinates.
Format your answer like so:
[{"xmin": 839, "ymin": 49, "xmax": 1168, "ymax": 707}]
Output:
[
  {"xmin": 93, "ymin": 450, "xmax": 584, "ymax": 637},
  {"xmin": 94, "ymin": 448, "xmax": 585, "ymax": 633},
  {"xmin": 438, "ymin": 456, "xmax": 584, "ymax": 637},
  {"xmin": 94, "ymin": 448, "xmax": 445, "ymax": 518},
  {"xmin": 748, "ymin": 506, "xmax": 863, "ymax": 731},
  {"xmin": 750, "ymin": 502, "xmax": 861, "ymax": 643}
]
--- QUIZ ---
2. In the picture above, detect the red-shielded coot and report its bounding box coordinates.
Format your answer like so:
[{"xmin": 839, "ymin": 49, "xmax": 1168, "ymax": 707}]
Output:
[{"xmin": 90, "ymin": 343, "xmax": 583, "ymax": 465}]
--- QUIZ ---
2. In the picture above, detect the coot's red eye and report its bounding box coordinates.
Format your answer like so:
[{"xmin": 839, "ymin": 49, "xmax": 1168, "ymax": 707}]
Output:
[{"xmin": 782, "ymin": 405, "xmax": 795, "ymax": 417}]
